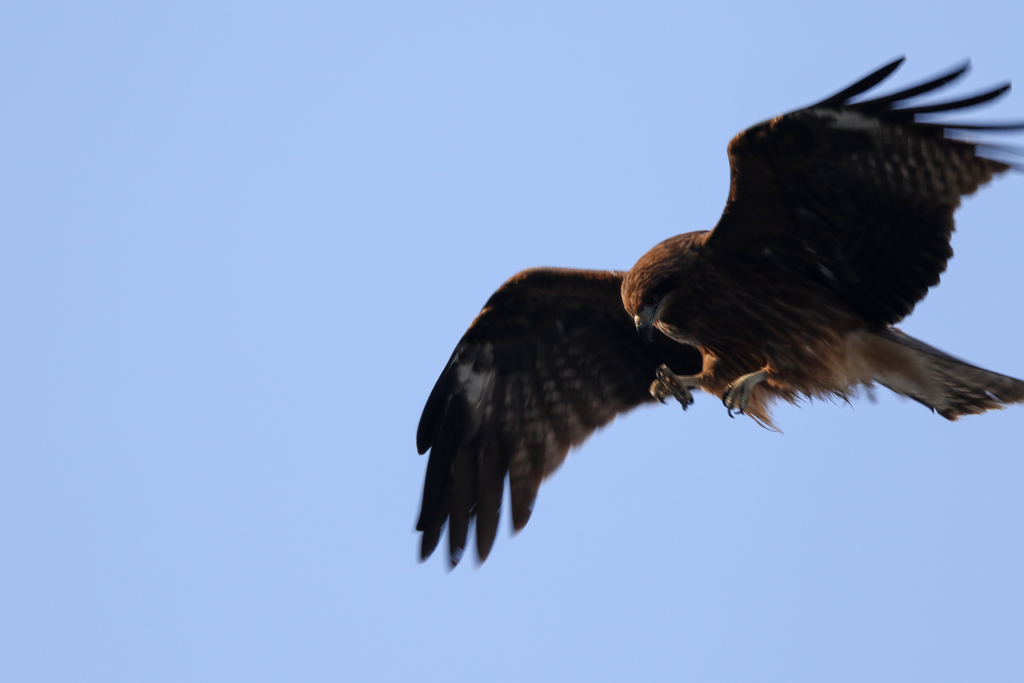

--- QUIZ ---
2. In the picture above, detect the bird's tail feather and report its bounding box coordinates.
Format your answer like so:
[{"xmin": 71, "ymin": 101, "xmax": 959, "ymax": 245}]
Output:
[{"xmin": 872, "ymin": 329, "xmax": 1024, "ymax": 420}]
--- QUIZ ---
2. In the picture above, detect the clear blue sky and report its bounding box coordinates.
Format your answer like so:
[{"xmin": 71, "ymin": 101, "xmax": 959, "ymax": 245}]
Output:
[{"xmin": 2, "ymin": 2, "xmax": 1023, "ymax": 681}]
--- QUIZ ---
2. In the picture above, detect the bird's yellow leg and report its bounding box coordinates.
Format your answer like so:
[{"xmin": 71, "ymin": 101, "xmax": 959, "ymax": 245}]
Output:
[
  {"xmin": 651, "ymin": 364, "xmax": 705, "ymax": 411},
  {"xmin": 722, "ymin": 369, "xmax": 768, "ymax": 418}
]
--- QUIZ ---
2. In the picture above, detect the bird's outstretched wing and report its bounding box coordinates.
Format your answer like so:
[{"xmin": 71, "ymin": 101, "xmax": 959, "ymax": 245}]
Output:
[
  {"xmin": 709, "ymin": 58, "xmax": 1023, "ymax": 326},
  {"xmin": 416, "ymin": 268, "xmax": 703, "ymax": 566}
]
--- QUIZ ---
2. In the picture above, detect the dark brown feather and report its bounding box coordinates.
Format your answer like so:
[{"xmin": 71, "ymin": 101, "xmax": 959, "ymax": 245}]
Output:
[
  {"xmin": 415, "ymin": 268, "xmax": 703, "ymax": 565},
  {"xmin": 811, "ymin": 57, "xmax": 906, "ymax": 109},
  {"xmin": 849, "ymin": 60, "xmax": 970, "ymax": 112},
  {"xmin": 876, "ymin": 329, "xmax": 1024, "ymax": 419},
  {"xmin": 894, "ymin": 84, "xmax": 1010, "ymax": 116},
  {"xmin": 709, "ymin": 61, "xmax": 1019, "ymax": 326}
]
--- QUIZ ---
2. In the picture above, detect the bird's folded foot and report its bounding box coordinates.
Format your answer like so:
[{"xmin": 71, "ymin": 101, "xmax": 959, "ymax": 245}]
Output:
[
  {"xmin": 722, "ymin": 370, "xmax": 768, "ymax": 417},
  {"xmin": 650, "ymin": 364, "xmax": 703, "ymax": 411}
]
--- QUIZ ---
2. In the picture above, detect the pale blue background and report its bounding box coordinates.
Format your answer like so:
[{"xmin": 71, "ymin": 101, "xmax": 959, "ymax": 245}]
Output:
[{"xmin": 2, "ymin": 2, "xmax": 1023, "ymax": 681}]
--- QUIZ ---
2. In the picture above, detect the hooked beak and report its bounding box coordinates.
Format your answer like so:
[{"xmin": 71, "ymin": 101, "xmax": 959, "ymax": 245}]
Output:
[{"xmin": 634, "ymin": 311, "xmax": 655, "ymax": 342}]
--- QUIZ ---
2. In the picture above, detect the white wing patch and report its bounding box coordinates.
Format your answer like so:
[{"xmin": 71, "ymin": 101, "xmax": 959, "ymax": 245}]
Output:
[{"xmin": 455, "ymin": 344, "xmax": 495, "ymax": 409}]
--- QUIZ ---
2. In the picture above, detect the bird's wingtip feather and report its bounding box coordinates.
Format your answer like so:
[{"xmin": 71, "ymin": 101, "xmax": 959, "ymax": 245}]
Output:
[{"xmin": 810, "ymin": 56, "xmax": 906, "ymax": 109}]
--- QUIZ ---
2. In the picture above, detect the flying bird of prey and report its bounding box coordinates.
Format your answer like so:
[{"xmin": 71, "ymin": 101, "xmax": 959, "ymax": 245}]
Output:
[{"xmin": 415, "ymin": 58, "xmax": 1024, "ymax": 566}]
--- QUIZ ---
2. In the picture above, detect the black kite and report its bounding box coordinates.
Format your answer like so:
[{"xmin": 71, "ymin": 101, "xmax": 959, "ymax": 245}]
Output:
[{"xmin": 416, "ymin": 59, "xmax": 1024, "ymax": 566}]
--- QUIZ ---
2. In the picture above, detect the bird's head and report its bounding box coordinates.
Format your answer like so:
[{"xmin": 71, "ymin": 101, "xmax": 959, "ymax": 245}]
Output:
[{"xmin": 621, "ymin": 237, "xmax": 689, "ymax": 342}]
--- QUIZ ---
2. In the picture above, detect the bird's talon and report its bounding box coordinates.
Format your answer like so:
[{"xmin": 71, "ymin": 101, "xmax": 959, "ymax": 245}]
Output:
[{"xmin": 721, "ymin": 369, "xmax": 768, "ymax": 419}]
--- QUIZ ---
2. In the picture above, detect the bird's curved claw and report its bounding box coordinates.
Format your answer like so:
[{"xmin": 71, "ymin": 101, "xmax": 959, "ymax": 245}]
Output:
[
  {"xmin": 722, "ymin": 370, "xmax": 768, "ymax": 418},
  {"xmin": 650, "ymin": 364, "xmax": 699, "ymax": 411}
]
